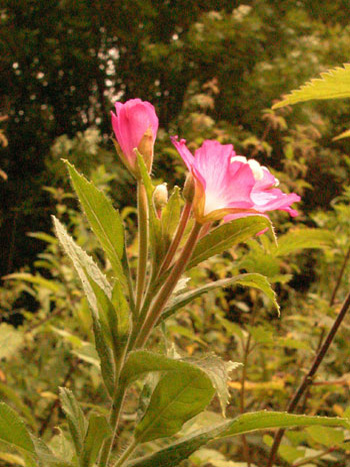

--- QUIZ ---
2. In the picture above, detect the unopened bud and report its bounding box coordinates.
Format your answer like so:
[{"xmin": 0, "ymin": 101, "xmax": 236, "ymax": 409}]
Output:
[
  {"xmin": 153, "ymin": 183, "xmax": 168, "ymax": 211},
  {"xmin": 183, "ymin": 172, "xmax": 195, "ymax": 203},
  {"xmin": 137, "ymin": 127, "xmax": 154, "ymax": 172}
]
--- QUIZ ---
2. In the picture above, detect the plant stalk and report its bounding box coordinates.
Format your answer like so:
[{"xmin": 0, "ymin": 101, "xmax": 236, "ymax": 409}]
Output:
[
  {"xmin": 134, "ymin": 221, "xmax": 202, "ymax": 349},
  {"xmin": 266, "ymin": 290, "xmax": 350, "ymax": 467},
  {"xmin": 157, "ymin": 201, "xmax": 192, "ymax": 278},
  {"xmin": 135, "ymin": 182, "xmax": 149, "ymax": 314},
  {"xmin": 98, "ymin": 384, "xmax": 126, "ymax": 467},
  {"xmin": 113, "ymin": 439, "xmax": 138, "ymax": 467}
]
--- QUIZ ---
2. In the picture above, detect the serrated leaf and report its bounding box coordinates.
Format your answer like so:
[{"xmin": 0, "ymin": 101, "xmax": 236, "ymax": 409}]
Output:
[
  {"xmin": 53, "ymin": 216, "xmax": 112, "ymax": 315},
  {"xmin": 120, "ymin": 351, "xmax": 207, "ymax": 387},
  {"xmin": 187, "ymin": 216, "xmax": 274, "ymax": 270},
  {"xmin": 163, "ymin": 273, "xmax": 279, "ymax": 319},
  {"xmin": 65, "ymin": 161, "xmax": 125, "ymax": 282},
  {"xmin": 81, "ymin": 414, "xmax": 112, "ymax": 467},
  {"xmin": 59, "ymin": 388, "xmax": 87, "ymax": 457},
  {"xmin": 274, "ymin": 228, "xmax": 333, "ymax": 256},
  {"xmin": 0, "ymin": 403, "xmax": 35, "ymax": 456},
  {"xmin": 273, "ymin": 64, "xmax": 350, "ymax": 108},
  {"xmin": 134, "ymin": 368, "xmax": 215, "ymax": 443},
  {"xmin": 128, "ymin": 411, "xmax": 350, "ymax": 467},
  {"xmin": 187, "ymin": 354, "xmax": 240, "ymax": 417}
]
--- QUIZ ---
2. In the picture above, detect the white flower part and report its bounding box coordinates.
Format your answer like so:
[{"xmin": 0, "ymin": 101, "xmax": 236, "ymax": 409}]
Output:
[
  {"xmin": 248, "ymin": 159, "xmax": 264, "ymax": 181},
  {"xmin": 262, "ymin": 166, "xmax": 280, "ymax": 186},
  {"xmin": 231, "ymin": 155, "xmax": 247, "ymax": 164}
]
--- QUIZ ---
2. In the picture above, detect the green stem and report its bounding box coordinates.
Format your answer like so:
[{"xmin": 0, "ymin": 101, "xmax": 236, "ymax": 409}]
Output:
[
  {"xmin": 113, "ymin": 439, "xmax": 138, "ymax": 467},
  {"xmin": 135, "ymin": 182, "xmax": 149, "ymax": 314},
  {"xmin": 157, "ymin": 201, "xmax": 192, "ymax": 278},
  {"xmin": 134, "ymin": 221, "xmax": 202, "ymax": 349},
  {"xmin": 98, "ymin": 385, "xmax": 126, "ymax": 467}
]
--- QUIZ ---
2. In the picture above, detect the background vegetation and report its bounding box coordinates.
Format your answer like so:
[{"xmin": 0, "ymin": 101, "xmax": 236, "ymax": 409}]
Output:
[{"xmin": 1, "ymin": 1, "xmax": 350, "ymax": 466}]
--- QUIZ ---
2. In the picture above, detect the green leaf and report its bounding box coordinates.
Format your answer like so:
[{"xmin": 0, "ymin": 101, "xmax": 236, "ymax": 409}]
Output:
[
  {"xmin": 0, "ymin": 381, "xmax": 36, "ymax": 430},
  {"xmin": 163, "ymin": 273, "xmax": 279, "ymax": 319},
  {"xmin": 161, "ymin": 186, "xmax": 182, "ymax": 244},
  {"xmin": 272, "ymin": 63, "xmax": 350, "ymax": 108},
  {"xmin": 4, "ymin": 273, "xmax": 61, "ymax": 293},
  {"xmin": 0, "ymin": 403, "xmax": 35, "ymax": 456},
  {"xmin": 53, "ymin": 216, "xmax": 112, "ymax": 315},
  {"xmin": 90, "ymin": 313, "xmax": 115, "ymax": 397},
  {"xmin": 218, "ymin": 411, "xmax": 350, "ymax": 438},
  {"xmin": 128, "ymin": 411, "xmax": 350, "ymax": 467},
  {"xmin": 306, "ymin": 425, "xmax": 344, "ymax": 447},
  {"xmin": 120, "ymin": 350, "xmax": 208, "ymax": 387},
  {"xmin": 187, "ymin": 216, "xmax": 274, "ymax": 270},
  {"xmin": 187, "ymin": 354, "xmax": 240, "ymax": 417},
  {"xmin": 65, "ymin": 161, "xmax": 125, "ymax": 282},
  {"xmin": 134, "ymin": 369, "xmax": 215, "ymax": 443},
  {"xmin": 31, "ymin": 437, "xmax": 75, "ymax": 467},
  {"xmin": 81, "ymin": 414, "xmax": 112, "ymax": 467},
  {"xmin": 274, "ymin": 228, "xmax": 333, "ymax": 256},
  {"xmin": 59, "ymin": 388, "xmax": 87, "ymax": 457}
]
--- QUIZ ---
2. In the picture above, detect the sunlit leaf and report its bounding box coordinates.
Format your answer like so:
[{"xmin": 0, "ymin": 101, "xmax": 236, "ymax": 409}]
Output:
[
  {"xmin": 187, "ymin": 216, "xmax": 274, "ymax": 270},
  {"xmin": 273, "ymin": 64, "xmax": 350, "ymax": 108},
  {"xmin": 0, "ymin": 403, "xmax": 35, "ymax": 456},
  {"xmin": 65, "ymin": 161, "xmax": 125, "ymax": 282}
]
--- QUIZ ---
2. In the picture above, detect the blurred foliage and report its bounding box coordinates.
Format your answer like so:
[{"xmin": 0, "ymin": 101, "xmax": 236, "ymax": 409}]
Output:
[{"xmin": 2, "ymin": 0, "xmax": 350, "ymax": 273}]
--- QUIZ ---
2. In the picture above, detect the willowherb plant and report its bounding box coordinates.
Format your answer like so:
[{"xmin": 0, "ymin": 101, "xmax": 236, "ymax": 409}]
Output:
[{"xmin": 1, "ymin": 96, "xmax": 350, "ymax": 467}]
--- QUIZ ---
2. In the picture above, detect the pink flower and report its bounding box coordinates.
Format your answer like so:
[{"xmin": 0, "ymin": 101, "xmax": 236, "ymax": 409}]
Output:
[
  {"xmin": 111, "ymin": 98, "xmax": 159, "ymax": 175},
  {"xmin": 171, "ymin": 137, "xmax": 300, "ymax": 224}
]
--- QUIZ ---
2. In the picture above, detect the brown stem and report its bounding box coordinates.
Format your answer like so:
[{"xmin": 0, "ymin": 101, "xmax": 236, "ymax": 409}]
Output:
[
  {"xmin": 330, "ymin": 245, "xmax": 350, "ymax": 306},
  {"xmin": 266, "ymin": 290, "xmax": 350, "ymax": 467}
]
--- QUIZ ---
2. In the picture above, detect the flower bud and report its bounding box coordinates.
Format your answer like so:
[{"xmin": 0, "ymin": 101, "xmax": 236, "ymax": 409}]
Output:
[
  {"xmin": 153, "ymin": 183, "xmax": 168, "ymax": 212},
  {"xmin": 111, "ymin": 99, "xmax": 159, "ymax": 177}
]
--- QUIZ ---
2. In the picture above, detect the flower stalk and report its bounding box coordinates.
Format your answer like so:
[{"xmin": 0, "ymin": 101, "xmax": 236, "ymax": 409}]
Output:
[
  {"xmin": 134, "ymin": 221, "xmax": 202, "ymax": 349},
  {"xmin": 135, "ymin": 181, "xmax": 149, "ymax": 314}
]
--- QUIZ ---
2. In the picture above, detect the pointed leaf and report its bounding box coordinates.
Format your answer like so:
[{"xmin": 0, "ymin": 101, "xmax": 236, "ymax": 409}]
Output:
[
  {"xmin": 273, "ymin": 64, "xmax": 350, "ymax": 109},
  {"xmin": 187, "ymin": 354, "xmax": 241, "ymax": 417},
  {"xmin": 59, "ymin": 388, "xmax": 87, "ymax": 456},
  {"xmin": 333, "ymin": 128, "xmax": 350, "ymax": 141},
  {"xmin": 81, "ymin": 414, "xmax": 112, "ymax": 467},
  {"xmin": 53, "ymin": 216, "xmax": 112, "ymax": 315},
  {"xmin": 135, "ymin": 369, "xmax": 215, "ymax": 443},
  {"xmin": 163, "ymin": 273, "xmax": 279, "ymax": 319},
  {"xmin": 91, "ymin": 314, "xmax": 115, "ymax": 397},
  {"xmin": 275, "ymin": 228, "xmax": 333, "ymax": 256},
  {"xmin": 187, "ymin": 216, "xmax": 274, "ymax": 270},
  {"xmin": 32, "ymin": 437, "xmax": 74, "ymax": 467},
  {"xmin": 162, "ymin": 186, "xmax": 182, "ymax": 243},
  {"xmin": 65, "ymin": 161, "xmax": 125, "ymax": 282},
  {"xmin": 128, "ymin": 411, "xmax": 350, "ymax": 467},
  {"xmin": 120, "ymin": 350, "xmax": 208, "ymax": 387},
  {"xmin": 0, "ymin": 403, "xmax": 35, "ymax": 456}
]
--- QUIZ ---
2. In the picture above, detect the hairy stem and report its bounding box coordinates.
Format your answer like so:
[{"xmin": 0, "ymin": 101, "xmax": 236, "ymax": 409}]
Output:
[
  {"xmin": 113, "ymin": 439, "xmax": 138, "ymax": 467},
  {"xmin": 135, "ymin": 182, "xmax": 149, "ymax": 314},
  {"xmin": 266, "ymin": 290, "xmax": 350, "ymax": 467},
  {"xmin": 98, "ymin": 384, "xmax": 126, "ymax": 467},
  {"xmin": 134, "ymin": 221, "xmax": 202, "ymax": 349}
]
